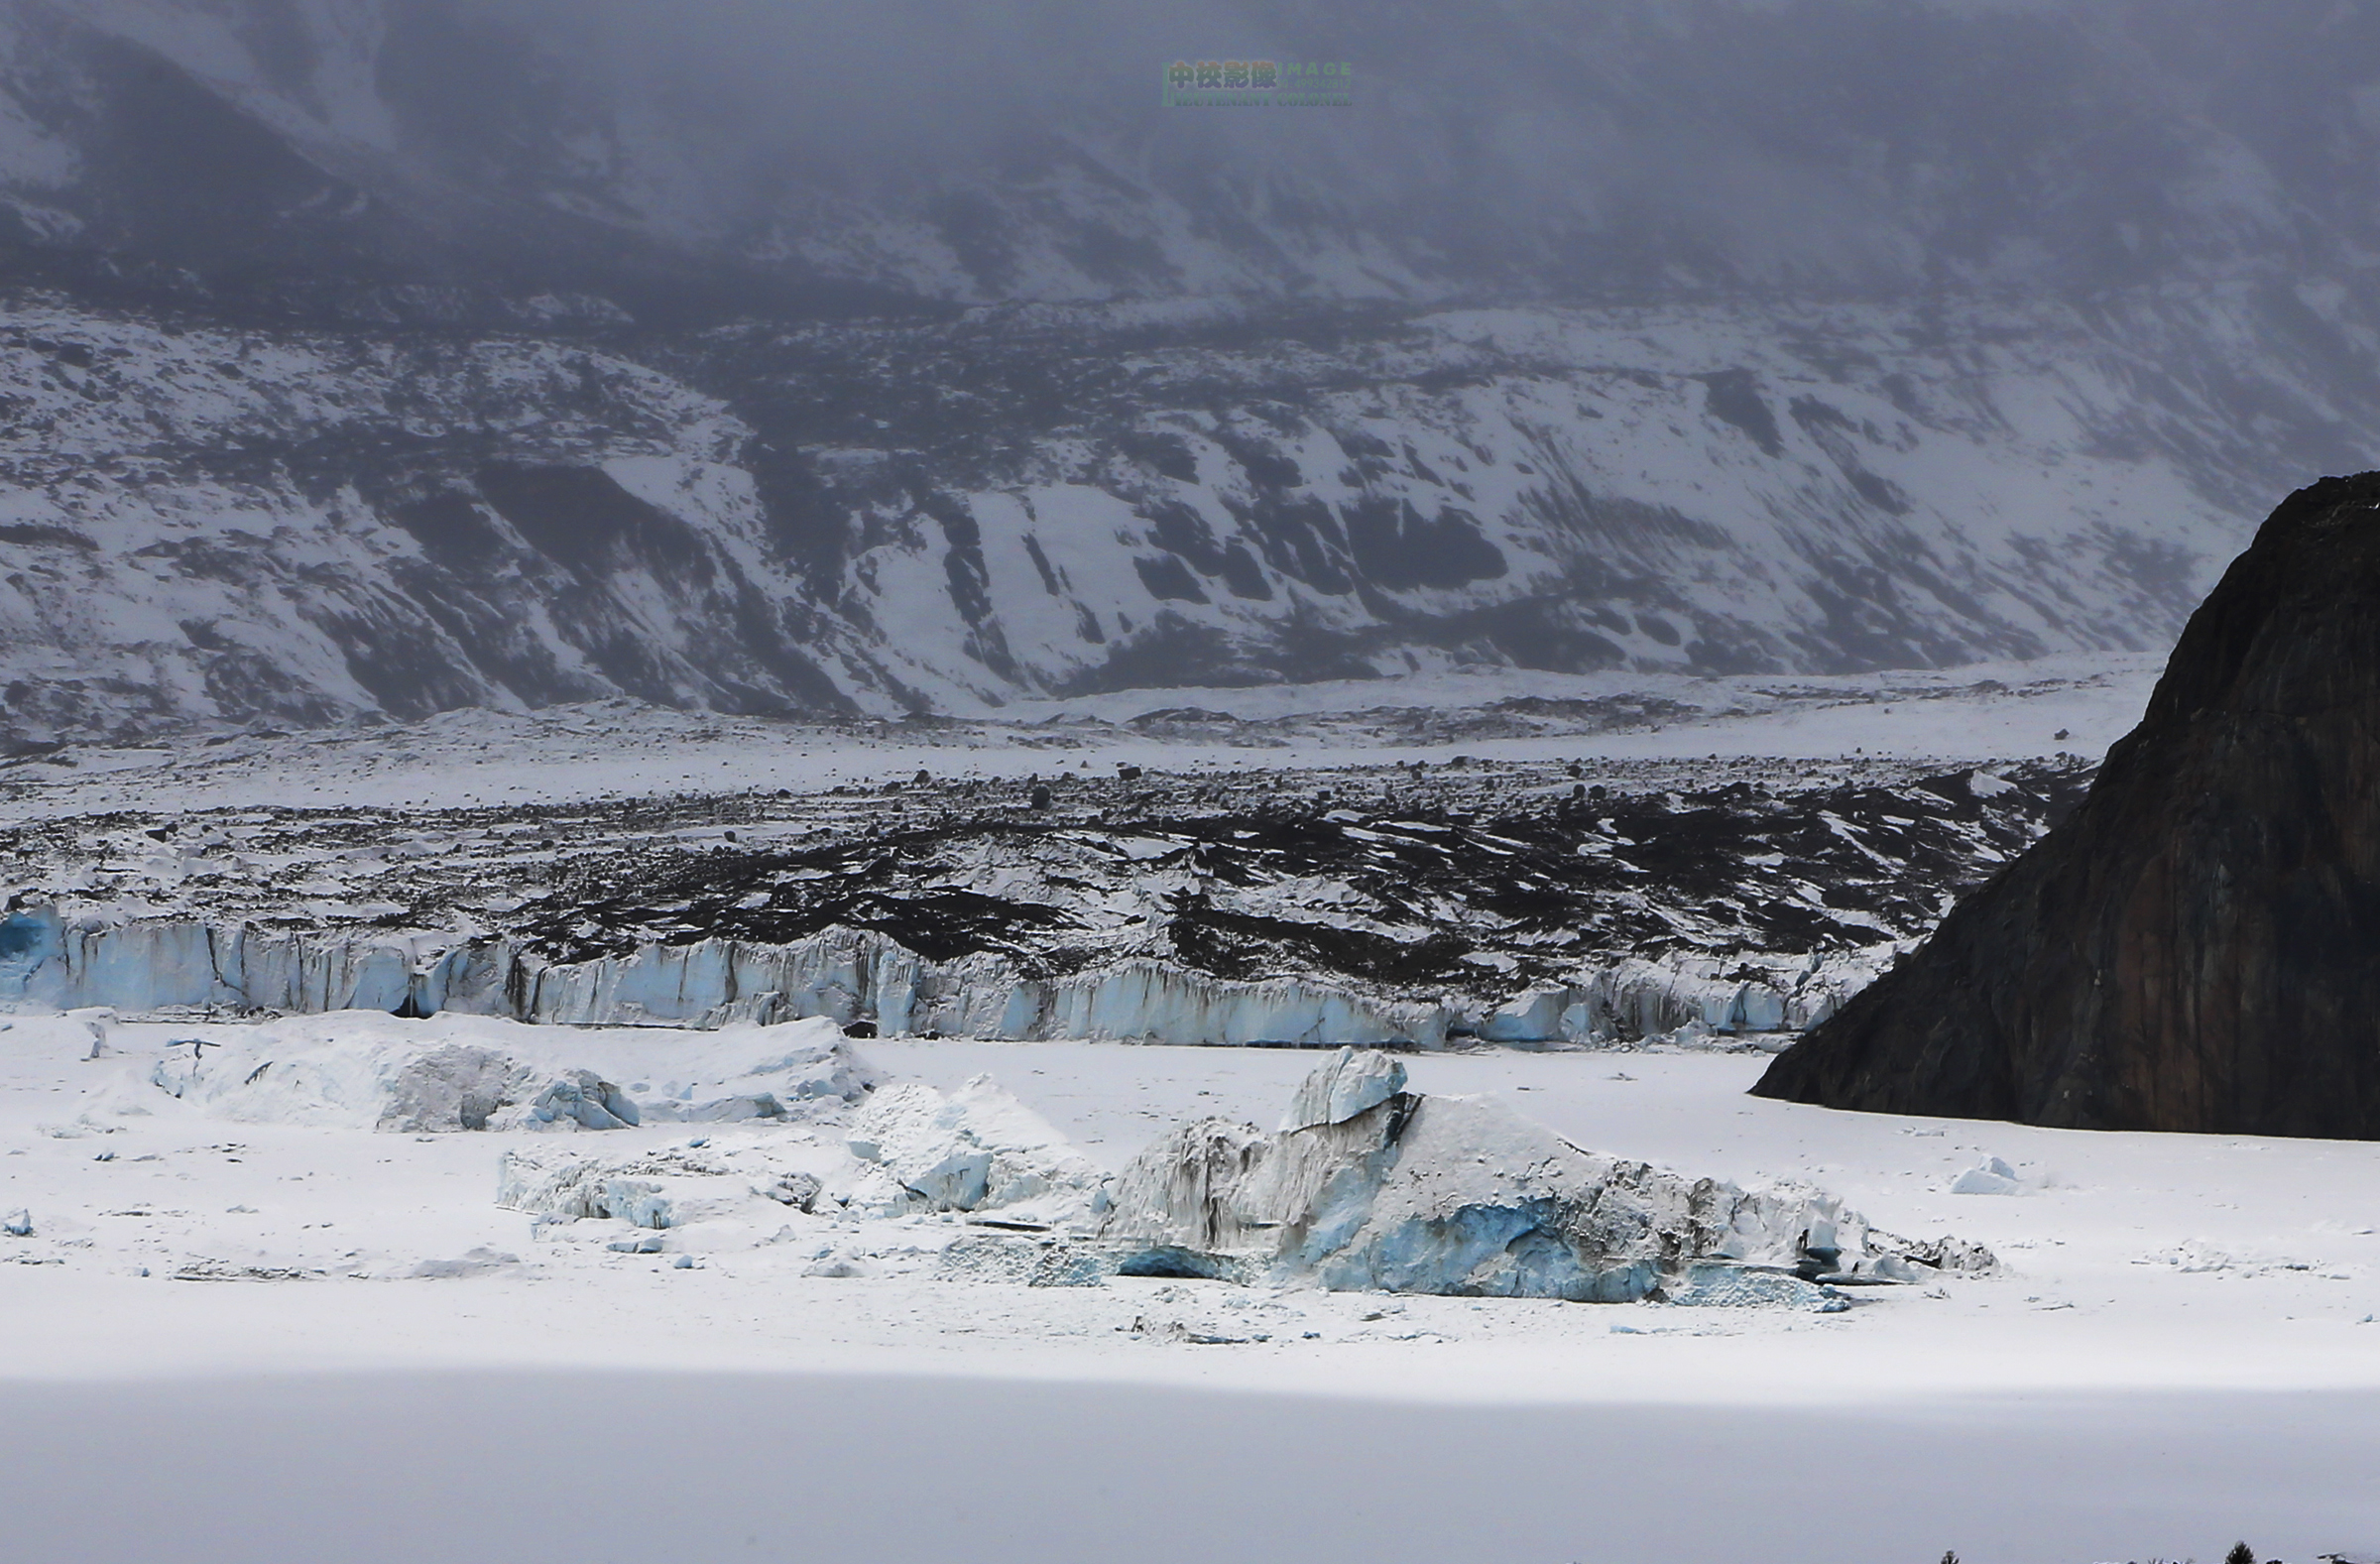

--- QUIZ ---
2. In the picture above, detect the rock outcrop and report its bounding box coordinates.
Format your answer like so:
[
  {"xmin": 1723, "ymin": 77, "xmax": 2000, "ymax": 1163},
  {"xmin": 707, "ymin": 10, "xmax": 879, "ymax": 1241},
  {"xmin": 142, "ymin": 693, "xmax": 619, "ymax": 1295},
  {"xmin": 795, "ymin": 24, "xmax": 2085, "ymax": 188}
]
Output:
[{"xmin": 1755, "ymin": 474, "xmax": 2380, "ymax": 1138}]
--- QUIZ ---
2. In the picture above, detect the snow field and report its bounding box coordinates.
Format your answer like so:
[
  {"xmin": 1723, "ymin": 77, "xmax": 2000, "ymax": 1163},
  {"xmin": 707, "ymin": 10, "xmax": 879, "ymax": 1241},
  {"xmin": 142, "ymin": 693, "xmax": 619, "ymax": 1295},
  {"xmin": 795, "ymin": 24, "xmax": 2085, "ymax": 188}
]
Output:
[
  {"xmin": 3, "ymin": 1015, "xmax": 2378, "ymax": 1559},
  {"xmin": 0, "ymin": 1019, "xmax": 2373, "ymax": 1395},
  {"xmin": 0, "ymin": 1373, "xmax": 2373, "ymax": 1564},
  {"xmin": 0, "ymin": 655, "xmax": 2159, "ymax": 821}
]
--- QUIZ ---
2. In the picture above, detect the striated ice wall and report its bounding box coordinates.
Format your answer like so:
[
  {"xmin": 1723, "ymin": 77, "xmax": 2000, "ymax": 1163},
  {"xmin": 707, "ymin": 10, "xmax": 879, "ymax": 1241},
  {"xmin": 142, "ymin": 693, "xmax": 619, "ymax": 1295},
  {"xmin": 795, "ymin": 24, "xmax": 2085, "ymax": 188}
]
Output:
[
  {"xmin": 0, "ymin": 905, "xmax": 1879, "ymax": 1048},
  {"xmin": 1475, "ymin": 949, "xmax": 1900, "ymax": 1048}
]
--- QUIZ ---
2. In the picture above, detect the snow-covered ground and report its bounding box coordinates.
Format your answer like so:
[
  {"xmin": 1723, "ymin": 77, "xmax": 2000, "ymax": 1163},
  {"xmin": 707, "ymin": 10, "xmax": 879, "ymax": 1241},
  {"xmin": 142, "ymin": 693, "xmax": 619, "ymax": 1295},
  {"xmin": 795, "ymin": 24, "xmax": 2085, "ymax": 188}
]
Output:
[
  {"xmin": 3, "ymin": 1010, "xmax": 2377, "ymax": 1562},
  {"xmin": 0, "ymin": 653, "xmax": 2157, "ymax": 818},
  {"xmin": 3, "ymin": 662, "xmax": 2374, "ymax": 1562}
]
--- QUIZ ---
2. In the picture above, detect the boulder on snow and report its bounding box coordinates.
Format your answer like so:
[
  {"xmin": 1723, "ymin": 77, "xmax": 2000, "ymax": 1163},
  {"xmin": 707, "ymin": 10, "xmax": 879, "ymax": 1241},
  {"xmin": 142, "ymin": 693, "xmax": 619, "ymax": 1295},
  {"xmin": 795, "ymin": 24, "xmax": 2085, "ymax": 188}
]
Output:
[
  {"xmin": 1756, "ymin": 475, "xmax": 2380, "ymax": 1138},
  {"xmin": 1097, "ymin": 1050, "xmax": 1988, "ymax": 1302}
]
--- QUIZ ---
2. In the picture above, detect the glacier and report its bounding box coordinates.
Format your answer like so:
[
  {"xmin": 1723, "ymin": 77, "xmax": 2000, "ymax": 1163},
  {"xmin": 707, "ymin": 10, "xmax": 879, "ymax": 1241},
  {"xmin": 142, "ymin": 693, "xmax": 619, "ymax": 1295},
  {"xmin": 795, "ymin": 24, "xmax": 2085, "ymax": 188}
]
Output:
[
  {"xmin": 0, "ymin": 902, "xmax": 1888, "ymax": 1049},
  {"xmin": 0, "ymin": 744, "xmax": 2069, "ymax": 1051}
]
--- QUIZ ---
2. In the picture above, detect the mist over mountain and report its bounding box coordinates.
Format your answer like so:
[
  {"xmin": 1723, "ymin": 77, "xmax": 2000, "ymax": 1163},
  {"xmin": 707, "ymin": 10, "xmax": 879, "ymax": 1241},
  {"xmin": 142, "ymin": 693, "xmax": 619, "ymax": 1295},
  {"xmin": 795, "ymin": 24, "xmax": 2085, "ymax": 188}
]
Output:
[
  {"xmin": 0, "ymin": 0, "xmax": 2374, "ymax": 735},
  {"xmin": 10, "ymin": 0, "xmax": 2380, "ymax": 308}
]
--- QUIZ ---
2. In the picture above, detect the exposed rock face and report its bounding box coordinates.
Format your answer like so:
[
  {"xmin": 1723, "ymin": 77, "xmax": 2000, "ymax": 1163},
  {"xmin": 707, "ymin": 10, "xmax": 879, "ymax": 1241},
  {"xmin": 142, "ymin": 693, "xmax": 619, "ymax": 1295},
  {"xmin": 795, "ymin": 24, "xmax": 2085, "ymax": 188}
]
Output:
[{"xmin": 1755, "ymin": 474, "xmax": 2380, "ymax": 1138}]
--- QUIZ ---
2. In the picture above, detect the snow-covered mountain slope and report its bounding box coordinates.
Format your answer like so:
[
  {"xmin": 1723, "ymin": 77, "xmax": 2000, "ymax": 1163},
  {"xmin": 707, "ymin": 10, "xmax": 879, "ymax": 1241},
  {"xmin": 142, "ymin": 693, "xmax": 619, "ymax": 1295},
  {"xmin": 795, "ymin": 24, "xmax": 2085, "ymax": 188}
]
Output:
[
  {"xmin": 718, "ymin": 292, "xmax": 2361, "ymax": 708},
  {"xmin": 0, "ymin": 2, "xmax": 2374, "ymax": 736},
  {"xmin": 0, "ymin": 287, "xmax": 2364, "ymax": 738},
  {"xmin": 0, "ymin": 298, "xmax": 869, "ymax": 735}
]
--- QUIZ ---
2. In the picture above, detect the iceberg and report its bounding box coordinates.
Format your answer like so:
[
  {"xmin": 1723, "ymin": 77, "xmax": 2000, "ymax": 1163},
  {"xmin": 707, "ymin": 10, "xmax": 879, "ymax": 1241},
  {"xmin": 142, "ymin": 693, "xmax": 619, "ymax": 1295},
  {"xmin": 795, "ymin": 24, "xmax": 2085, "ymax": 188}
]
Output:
[
  {"xmin": 1094, "ymin": 1051, "xmax": 1991, "ymax": 1303},
  {"xmin": 482, "ymin": 1051, "xmax": 1985, "ymax": 1307},
  {"xmin": 843, "ymin": 1075, "xmax": 1105, "ymax": 1219},
  {"xmin": 378, "ymin": 1046, "xmax": 533, "ymax": 1134},
  {"xmin": 1949, "ymin": 1155, "xmax": 2023, "ymax": 1195},
  {"xmin": 498, "ymin": 1074, "xmax": 1107, "ymax": 1239},
  {"xmin": 143, "ymin": 1012, "xmax": 871, "ymax": 1133},
  {"xmin": 1278, "ymin": 1046, "xmax": 1406, "ymax": 1131},
  {"xmin": 496, "ymin": 1139, "xmax": 801, "ymax": 1232},
  {"xmin": 512, "ymin": 1070, "xmax": 642, "ymax": 1133}
]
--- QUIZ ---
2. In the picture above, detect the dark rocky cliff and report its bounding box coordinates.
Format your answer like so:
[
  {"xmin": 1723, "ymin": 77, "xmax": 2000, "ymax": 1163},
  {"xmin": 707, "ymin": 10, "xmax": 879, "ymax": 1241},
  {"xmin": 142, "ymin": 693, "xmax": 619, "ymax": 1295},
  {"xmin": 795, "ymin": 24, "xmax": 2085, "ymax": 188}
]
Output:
[{"xmin": 1753, "ymin": 473, "xmax": 2380, "ymax": 1139}]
